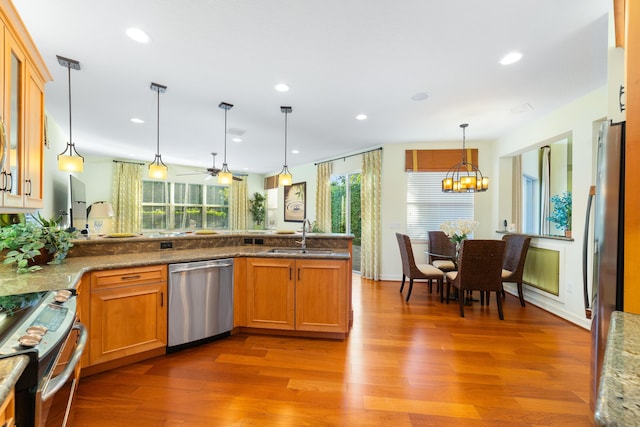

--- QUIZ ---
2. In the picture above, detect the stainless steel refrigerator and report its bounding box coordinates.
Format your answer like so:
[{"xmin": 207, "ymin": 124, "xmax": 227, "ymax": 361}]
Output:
[{"xmin": 583, "ymin": 120, "xmax": 625, "ymax": 409}]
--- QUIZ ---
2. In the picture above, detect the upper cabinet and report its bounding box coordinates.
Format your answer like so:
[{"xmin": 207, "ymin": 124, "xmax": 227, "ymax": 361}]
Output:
[{"xmin": 0, "ymin": 1, "xmax": 51, "ymax": 211}]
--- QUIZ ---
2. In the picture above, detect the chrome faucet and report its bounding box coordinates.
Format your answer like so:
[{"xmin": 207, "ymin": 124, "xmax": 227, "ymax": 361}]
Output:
[{"xmin": 298, "ymin": 218, "xmax": 312, "ymax": 251}]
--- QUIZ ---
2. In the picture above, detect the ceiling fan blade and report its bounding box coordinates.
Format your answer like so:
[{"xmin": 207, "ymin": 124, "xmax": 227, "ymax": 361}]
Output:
[
  {"xmin": 176, "ymin": 172, "xmax": 207, "ymax": 176},
  {"xmin": 232, "ymin": 176, "xmax": 243, "ymax": 181}
]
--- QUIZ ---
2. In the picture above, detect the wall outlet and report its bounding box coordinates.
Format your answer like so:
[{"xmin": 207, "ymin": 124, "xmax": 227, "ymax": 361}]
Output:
[{"xmin": 160, "ymin": 241, "xmax": 173, "ymax": 249}]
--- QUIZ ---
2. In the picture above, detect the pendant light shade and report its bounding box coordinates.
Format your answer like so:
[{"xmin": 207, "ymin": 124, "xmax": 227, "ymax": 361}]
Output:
[
  {"xmin": 278, "ymin": 106, "xmax": 293, "ymax": 186},
  {"xmin": 149, "ymin": 82, "xmax": 168, "ymax": 179},
  {"xmin": 441, "ymin": 123, "xmax": 489, "ymax": 193},
  {"xmin": 56, "ymin": 55, "xmax": 84, "ymax": 172},
  {"xmin": 217, "ymin": 102, "xmax": 234, "ymax": 185}
]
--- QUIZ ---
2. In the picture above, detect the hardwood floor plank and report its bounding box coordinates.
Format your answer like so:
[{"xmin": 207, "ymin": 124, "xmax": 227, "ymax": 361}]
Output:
[{"xmin": 72, "ymin": 275, "xmax": 594, "ymax": 426}]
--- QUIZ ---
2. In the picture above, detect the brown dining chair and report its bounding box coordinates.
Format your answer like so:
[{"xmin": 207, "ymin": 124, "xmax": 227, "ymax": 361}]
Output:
[
  {"xmin": 445, "ymin": 239, "xmax": 506, "ymax": 320},
  {"xmin": 396, "ymin": 233, "xmax": 444, "ymax": 302},
  {"xmin": 500, "ymin": 234, "xmax": 531, "ymax": 307},
  {"xmin": 427, "ymin": 231, "xmax": 457, "ymax": 272}
]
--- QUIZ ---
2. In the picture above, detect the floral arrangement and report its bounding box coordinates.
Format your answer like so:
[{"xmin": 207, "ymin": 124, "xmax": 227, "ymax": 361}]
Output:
[
  {"xmin": 440, "ymin": 219, "xmax": 479, "ymax": 244},
  {"xmin": 548, "ymin": 192, "xmax": 572, "ymax": 231}
]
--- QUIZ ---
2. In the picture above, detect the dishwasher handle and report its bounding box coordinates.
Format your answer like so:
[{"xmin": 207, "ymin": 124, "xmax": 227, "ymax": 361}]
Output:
[{"xmin": 170, "ymin": 261, "xmax": 233, "ymax": 274}]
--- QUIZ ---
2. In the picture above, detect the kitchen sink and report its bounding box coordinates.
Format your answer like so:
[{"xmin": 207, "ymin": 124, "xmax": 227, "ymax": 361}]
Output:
[{"xmin": 267, "ymin": 248, "xmax": 334, "ymax": 255}]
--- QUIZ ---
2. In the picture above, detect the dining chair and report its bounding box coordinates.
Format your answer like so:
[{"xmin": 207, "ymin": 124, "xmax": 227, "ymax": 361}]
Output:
[
  {"xmin": 396, "ymin": 233, "xmax": 444, "ymax": 302},
  {"xmin": 427, "ymin": 231, "xmax": 457, "ymax": 272},
  {"xmin": 500, "ymin": 234, "xmax": 532, "ymax": 307},
  {"xmin": 445, "ymin": 239, "xmax": 506, "ymax": 320}
]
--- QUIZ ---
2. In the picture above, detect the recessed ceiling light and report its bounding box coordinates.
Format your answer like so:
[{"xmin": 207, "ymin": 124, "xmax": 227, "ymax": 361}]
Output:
[
  {"xmin": 232, "ymin": 137, "xmax": 242, "ymax": 143},
  {"xmin": 292, "ymin": 149, "xmax": 300, "ymax": 154},
  {"xmin": 411, "ymin": 92, "xmax": 429, "ymax": 101},
  {"xmin": 500, "ymin": 51, "xmax": 523, "ymax": 65},
  {"xmin": 275, "ymin": 83, "xmax": 289, "ymax": 92},
  {"xmin": 130, "ymin": 117, "xmax": 144, "ymax": 124},
  {"xmin": 356, "ymin": 114, "xmax": 367, "ymax": 120},
  {"xmin": 126, "ymin": 28, "xmax": 151, "ymax": 44}
]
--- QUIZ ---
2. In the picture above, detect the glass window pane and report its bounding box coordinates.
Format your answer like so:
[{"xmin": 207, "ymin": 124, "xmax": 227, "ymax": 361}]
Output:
[
  {"xmin": 206, "ymin": 185, "xmax": 229, "ymax": 205},
  {"xmin": 206, "ymin": 207, "xmax": 229, "ymax": 229},
  {"xmin": 142, "ymin": 206, "xmax": 167, "ymax": 229},
  {"xmin": 143, "ymin": 181, "xmax": 167, "ymax": 203},
  {"xmin": 174, "ymin": 206, "xmax": 203, "ymax": 229},
  {"xmin": 188, "ymin": 184, "xmax": 202, "ymax": 204},
  {"xmin": 174, "ymin": 183, "xmax": 186, "ymax": 204}
]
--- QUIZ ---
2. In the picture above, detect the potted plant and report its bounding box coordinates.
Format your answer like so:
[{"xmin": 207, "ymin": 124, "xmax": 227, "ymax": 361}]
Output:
[
  {"xmin": 548, "ymin": 192, "xmax": 572, "ymax": 237},
  {"xmin": 248, "ymin": 192, "xmax": 266, "ymax": 229},
  {"xmin": 0, "ymin": 213, "xmax": 78, "ymax": 273}
]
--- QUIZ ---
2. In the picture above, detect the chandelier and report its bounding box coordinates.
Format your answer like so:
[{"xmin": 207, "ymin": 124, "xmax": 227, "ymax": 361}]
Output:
[{"xmin": 441, "ymin": 123, "xmax": 489, "ymax": 193}]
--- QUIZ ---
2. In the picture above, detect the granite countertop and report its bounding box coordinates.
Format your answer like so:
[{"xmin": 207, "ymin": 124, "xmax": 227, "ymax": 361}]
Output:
[
  {"xmin": 0, "ymin": 244, "xmax": 351, "ymax": 296},
  {"xmin": 595, "ymin": 311, "xmax": 640, "ymax": 426},
  {"xmin": 0, "ymin": 354, "xmax": 29, "ymax": 408}
]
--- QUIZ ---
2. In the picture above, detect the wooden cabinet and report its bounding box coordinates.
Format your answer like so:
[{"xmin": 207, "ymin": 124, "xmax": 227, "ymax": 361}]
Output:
[
  {"xmin": 88, "ymin": 265, "xmax": 167, "ymax": 367},
  {"xmin": 245, "ymin": 258, "xmax": 349, "ymax": 334},
  {"xmin": 0, "ymin": 2, "xmax": 50, "ymax": 210}
]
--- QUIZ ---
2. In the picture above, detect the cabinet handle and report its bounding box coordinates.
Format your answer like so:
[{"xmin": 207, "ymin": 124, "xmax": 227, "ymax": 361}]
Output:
[
  {"xmin": 25, "ymin": 178, "xmax": 31, "ymax": 196},
  {"xmin": 289, "ymin": 267, "xmax": 292, "ymax": 280},
  {"xmin": 120, "ymin": 274, "xmax": 141, "ymax": 281},
  {"xmin": 160, "ymin": 292, "xmax": 164, "ymax": 307},
  {"xmin": 5, "ymin": 171, "xmax": 12, "ymax": 192},
  {"xmin": 297, "ymin": 268, "xmax": 301, "ymax": 281},
  {"xmin": 0, "ymin": 170, "xmax": 6, "ymax": 191}
]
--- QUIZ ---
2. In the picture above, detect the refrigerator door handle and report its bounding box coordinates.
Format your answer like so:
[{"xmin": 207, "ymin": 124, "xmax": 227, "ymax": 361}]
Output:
[{"xmin": 583, "ymin": 185, "xmax": 596, "ymax": 319}]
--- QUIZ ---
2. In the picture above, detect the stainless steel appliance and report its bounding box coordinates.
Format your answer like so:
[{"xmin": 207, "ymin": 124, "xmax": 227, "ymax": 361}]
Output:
[
  {"xmin": 583, "ymin": 120, "xmax": 625, "ymax": 409},
  {"xmin": 168, "ymin": 259, "xmax": 234, "ymax": 352},
  {"xmin": 0, "ymin": 289, "xmax": 87, "ymax": 427}
]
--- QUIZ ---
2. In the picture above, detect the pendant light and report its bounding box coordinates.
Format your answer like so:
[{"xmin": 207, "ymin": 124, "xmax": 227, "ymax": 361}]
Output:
[
  {"xmin": 148, "ymin": 82, "xmax": 168, "ymax": 179},
  {"xmin": 217, "ymin": 102, "xmax": 234, "ymax": 185},
  {"xmin": 441, "ymin": 123, "xmax": 489, "ymax": 193},
  {"xmin": 56, "ymin": 55, "xmax": 84, "ymax": 172},
  {"xmin": 278, "ymin": 106, "xmax": 293, "ymax": 186}
]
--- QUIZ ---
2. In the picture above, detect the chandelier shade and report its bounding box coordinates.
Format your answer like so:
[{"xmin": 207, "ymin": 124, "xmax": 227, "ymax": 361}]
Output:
[
  {"xmin": 278, "ymin": 106, "xmax": 293, "ymax": 186},
  {"xmin": 148, "ymin": 82, "xmax": 168, "ymax": 179},
  {"xmin": 442, "ymin": 124, "xmax": 489, "ymax": 193},
  {"xmin": 56, "ymin": 55, "xmax": 84, "ymax": 172},
  {"xmin": 218, "ymin": 102, "xmax": 234, "ymax": 185}
]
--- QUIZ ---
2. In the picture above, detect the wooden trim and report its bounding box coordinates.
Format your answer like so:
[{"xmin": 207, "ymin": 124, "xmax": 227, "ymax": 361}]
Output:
[{"xmin": 615, "ymin": 0, "xmax": 626, "ymax": 48}]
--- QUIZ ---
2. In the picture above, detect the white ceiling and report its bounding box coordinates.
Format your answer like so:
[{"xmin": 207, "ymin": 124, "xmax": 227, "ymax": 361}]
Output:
[{"xmin": 13, "ymin": 0, "xmax": 610, "ymax": 175}]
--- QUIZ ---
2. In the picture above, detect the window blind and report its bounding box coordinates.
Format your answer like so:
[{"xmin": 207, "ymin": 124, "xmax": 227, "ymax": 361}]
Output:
[{"xmin": 406, "ymin": 172, "xmax": 474, "ymax": 240}]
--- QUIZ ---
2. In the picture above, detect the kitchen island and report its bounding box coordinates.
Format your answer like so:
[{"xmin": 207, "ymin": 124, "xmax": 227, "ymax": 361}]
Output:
[{"xmin": 0, "ymin": 231, "xmax": 353, "ymax": 377}]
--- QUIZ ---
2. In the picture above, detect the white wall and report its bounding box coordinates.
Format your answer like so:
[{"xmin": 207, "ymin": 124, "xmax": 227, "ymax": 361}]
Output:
[{"xmin": 490, "ymin": 86, "xmax": 607, "ymax": 329}]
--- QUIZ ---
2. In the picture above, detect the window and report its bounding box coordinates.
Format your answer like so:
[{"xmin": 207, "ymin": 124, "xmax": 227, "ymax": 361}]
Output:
[
  {"xmin": 406, "ymin": 172, "xmax": 474, "ymax": 240},
  {"xmin": 141, "ymin": 181, "xmax": 229, "ymax": 231}
]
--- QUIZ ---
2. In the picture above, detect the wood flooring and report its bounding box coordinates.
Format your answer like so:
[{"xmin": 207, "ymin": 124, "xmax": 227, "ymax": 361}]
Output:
[{"xmin": 72, "ymin": 275, "xmax": 594, "ymax": 426}]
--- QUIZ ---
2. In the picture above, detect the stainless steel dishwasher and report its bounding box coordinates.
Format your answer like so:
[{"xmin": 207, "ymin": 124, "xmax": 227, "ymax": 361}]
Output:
[{"xmin": 168, "ymin": 258, "xmax": 234, "ymax": 352}]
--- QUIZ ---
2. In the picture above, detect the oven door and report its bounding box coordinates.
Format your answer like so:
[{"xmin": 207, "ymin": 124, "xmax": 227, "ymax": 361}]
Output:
[{"xmin": 35, "ymin": 322, "xmax": 87, "ymax": 427}]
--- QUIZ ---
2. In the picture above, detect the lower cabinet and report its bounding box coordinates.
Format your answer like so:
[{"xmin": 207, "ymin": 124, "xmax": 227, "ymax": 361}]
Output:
[
  {"xmin": 0, "ymin": 389, "xmax": 15, "ymax": 427},
  {"xmin": 88, "ymin": 265, "xmax": 167, "ymax": 367},
  {"xmin": 246, "ymin": 258, "xmax": 348, "ymax": 333}
]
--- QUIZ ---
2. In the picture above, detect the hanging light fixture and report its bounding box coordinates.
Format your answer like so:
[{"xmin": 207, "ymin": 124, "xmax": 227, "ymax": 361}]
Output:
[
  {"xmin": 217, "ymin": 102, "xmax": 234, "ymax": 184},
  {"xmin": 442, "ymin": 123, "xmax": 489, "ymax": 193},
  {"xmin": 148, "ymin": 82, "xmax": 168, "ymax": 179},
  {"xmin": 56, "ymin": 55, "xmax": 84, "ymax": 172},
  {"xmin": 278, "ymin": 106, "xmax": 293, "ymax": 186}
]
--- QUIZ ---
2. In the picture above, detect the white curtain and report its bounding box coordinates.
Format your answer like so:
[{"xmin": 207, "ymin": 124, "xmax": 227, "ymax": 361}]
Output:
[
  {"xmin": 229, "ymin": 179, "xmax": 248, "ymax": 231},
  {"xmin": 112, "ymin": 162, "xmax": 142, "ymax": 233},
  {"xmin": 361, "ymin": 149, "xmax": 382, "ymax": 280},
  {"xmin": 315, "ymin": 162, "xmax": 332, "ymax": 233},
  {"xmin": 540, "ymin": 146, "xmax": 551, "ymax": 235}
]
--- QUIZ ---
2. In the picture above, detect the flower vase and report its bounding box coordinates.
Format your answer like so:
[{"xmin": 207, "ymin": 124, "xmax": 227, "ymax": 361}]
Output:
[{"xmin": 455, "ymin": 241, "xmax": 462, "ymax": 261}]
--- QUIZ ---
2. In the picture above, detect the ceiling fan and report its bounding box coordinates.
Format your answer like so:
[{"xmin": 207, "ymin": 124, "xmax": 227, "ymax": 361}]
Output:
[{"xmin": 178, "ymin": 152, "xmax": 244, "ymax": 181}]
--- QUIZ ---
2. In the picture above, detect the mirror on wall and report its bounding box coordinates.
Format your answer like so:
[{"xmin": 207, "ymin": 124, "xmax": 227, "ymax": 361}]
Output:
[{"xmin": 502, "ymin": 133, "xmax": 572, "ymax": 237}]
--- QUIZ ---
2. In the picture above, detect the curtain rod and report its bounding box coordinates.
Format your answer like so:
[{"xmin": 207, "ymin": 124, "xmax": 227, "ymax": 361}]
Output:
[
  {"xmin": 314, "ymin": 147, "xmax": 382, "ymax": 166},
  {"xmin": 113, "ymin": 160, "xmax": 145, "ymax": 165}
]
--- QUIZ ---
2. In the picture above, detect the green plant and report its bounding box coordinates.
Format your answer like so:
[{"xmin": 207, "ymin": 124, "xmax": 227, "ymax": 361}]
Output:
[
  {"xmin": 548, "ymin": 192, "xmax": 572, "ymax": 231},
  {"xmin": 248, "ymin": 192, "xmax": 266, "ymax": 226},
  {"xmin": 0, "ymin": 213, "xmax": 78, "ymax": 273}
]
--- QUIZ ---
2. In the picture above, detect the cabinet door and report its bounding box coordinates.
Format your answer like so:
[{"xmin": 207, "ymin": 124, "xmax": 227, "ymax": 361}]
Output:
[
  {"xmin": 295, "ymin": 259, "xmax": 348, "ymax": 333},
  {"xmin": 89, "ymin": 282, "xmax": 167, "ymax": 366},
  {"xmin": 246, "ymin": 258, "xmax": 295, "ymax": 330},
  {"xmin": 2, "ymin": 31, "xmax": 24, "ymax": 207},
  {"xmin": 22, "ymin": 62, "xmax": 43, "ymax": 208}
]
